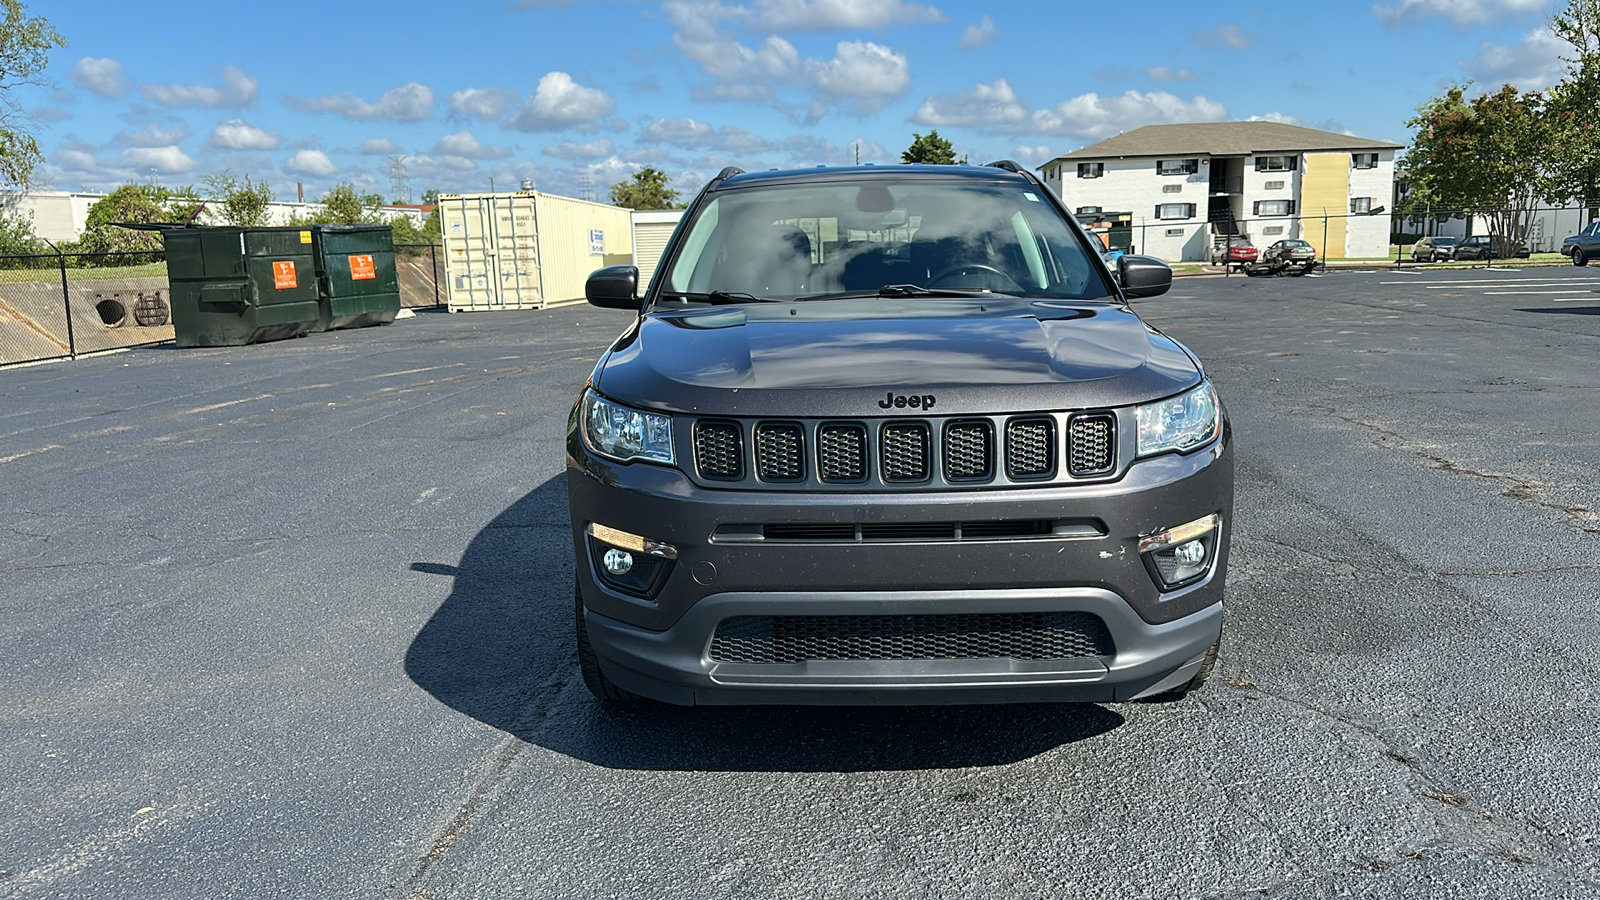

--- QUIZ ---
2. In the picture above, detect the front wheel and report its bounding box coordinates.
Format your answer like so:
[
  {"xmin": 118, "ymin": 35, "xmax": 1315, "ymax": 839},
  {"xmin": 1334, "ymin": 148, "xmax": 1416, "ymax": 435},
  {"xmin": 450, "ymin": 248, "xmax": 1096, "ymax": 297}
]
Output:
[{"xmin": 1574, "ymin": 248, "xmax": 1589, "ymax": 267}]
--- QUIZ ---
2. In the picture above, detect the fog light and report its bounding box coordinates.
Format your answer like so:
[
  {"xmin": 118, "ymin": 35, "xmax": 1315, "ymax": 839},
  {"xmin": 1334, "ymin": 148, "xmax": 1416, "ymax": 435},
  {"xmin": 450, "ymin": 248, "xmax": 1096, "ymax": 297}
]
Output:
[
  {"xmin": 1174, "ymin": 540, "xmax": 1206, "ymax": 566},
  {"xmin": 603, "ymin": 548, "xmax": 634, "ymax": 575},
  {"xmin": 1139, "ymin": 513, "xmax": 1221, "ymax": 590},
  {"xmin": 585, "ymin": 522, "xmax": 677, "ymax": 600}
]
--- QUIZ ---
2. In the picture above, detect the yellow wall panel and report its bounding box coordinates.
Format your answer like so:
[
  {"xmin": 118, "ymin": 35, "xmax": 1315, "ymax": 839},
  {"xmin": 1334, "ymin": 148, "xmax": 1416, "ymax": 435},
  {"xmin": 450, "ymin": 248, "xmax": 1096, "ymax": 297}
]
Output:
[{"xmin": 1301, "ymin": 153, "xmax": 1349, "ymax": 259}]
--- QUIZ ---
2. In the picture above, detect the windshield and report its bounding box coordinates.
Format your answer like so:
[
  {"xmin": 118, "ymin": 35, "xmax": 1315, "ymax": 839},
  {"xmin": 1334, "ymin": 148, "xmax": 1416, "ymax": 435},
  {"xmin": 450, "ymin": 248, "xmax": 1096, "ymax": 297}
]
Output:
[
  {"xmin": 1435, "ymin": 237, "xmax": 1458, "ymax": 245},
  {"xmin": 656, "ymin": 178, "xmax": 1112, "ymax": 303}
]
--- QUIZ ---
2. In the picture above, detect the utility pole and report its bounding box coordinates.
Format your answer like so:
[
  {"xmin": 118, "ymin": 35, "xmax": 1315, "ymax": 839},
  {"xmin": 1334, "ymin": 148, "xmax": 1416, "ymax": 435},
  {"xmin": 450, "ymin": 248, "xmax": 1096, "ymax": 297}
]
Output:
[{"xmin": 388, "ymin": 155, "xmax": 409, "ymax": 204}]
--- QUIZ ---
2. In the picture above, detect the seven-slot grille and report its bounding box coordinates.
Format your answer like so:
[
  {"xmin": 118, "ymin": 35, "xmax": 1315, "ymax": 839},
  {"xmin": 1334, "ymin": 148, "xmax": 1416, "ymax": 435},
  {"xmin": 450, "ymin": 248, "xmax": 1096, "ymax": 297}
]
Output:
[
  {"xmin": 688, "ymin": 412, "xmax": 1127, "ymax": 488},
  {"xmin": 709, "ymin": 612, "xmax": 1114, "ymax": 664},
  {"xmin": 1067, "ymin": 413, "xmax": 1117, "ymax": 477}
]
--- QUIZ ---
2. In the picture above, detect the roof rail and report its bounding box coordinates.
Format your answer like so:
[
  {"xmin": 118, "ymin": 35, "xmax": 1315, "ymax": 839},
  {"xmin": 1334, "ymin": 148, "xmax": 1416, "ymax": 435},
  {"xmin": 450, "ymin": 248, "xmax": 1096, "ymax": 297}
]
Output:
[
  {"xmin": 984, "ymin": 159, "xmax": 1027, "ymax": 174},
  {"xmin": 710, "ymin": 166, "xmax": 745, "ymax": 186}
]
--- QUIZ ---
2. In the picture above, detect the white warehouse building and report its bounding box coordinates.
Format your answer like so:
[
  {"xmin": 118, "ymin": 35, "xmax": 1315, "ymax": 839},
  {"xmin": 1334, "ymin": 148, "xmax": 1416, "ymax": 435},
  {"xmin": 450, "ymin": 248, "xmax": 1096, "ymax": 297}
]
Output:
[{"xmin": 1039, "ymin": 122, "xmax": 1402, "ymax": 263}]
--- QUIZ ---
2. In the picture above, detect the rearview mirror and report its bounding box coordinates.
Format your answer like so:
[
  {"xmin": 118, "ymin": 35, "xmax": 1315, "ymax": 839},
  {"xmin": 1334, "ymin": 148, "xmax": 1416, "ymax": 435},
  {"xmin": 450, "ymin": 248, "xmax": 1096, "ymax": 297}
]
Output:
[
  {"xmin": 585, "ymin": 265, "xmax": 639, "ymax": 309},
  {"xmin": 1118, "ymin": 255, "xmax": 1172, "ymax": 299}
]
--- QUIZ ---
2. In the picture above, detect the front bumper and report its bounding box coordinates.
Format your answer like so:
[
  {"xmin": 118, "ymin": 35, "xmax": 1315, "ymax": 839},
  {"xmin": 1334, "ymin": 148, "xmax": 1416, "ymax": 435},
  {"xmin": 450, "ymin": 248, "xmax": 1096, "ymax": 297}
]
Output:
[{"xmin": 566, "ymin": 422, "xmax": 1233, "ymax": 705}]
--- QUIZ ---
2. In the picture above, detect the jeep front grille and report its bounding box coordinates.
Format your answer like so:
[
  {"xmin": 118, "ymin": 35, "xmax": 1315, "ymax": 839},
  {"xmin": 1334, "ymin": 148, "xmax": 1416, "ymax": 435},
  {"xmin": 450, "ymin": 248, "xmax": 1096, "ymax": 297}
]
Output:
[
  {"xmin": 880, "ymin": 422, "xmax": 931, "ymax": 482},
  {"xmin": 942, "ymin": 420, "xmax": 993, "ymax": 482},
  {"xmin": 693, "ymin": 421, "xmax": 743, "ymax": 480},
  {"xmin": 1068, "ymin": 413, "xmax": 1116, "ymax": 477},
  {"xmin": 754, "ymin": 422, "xmax": 805, "ymax": 482},
  {"xmin": 686, "ymin": 411, "xmax": 1126, "ymax": 490},
  {"xmin": 708, "ymin": 612, "xmax": 1115, "ymax": 664}
]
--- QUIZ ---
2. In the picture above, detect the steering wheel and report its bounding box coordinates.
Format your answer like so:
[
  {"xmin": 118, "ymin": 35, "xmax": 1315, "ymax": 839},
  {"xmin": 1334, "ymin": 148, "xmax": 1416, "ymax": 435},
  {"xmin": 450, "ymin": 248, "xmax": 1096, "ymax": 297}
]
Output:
[{"xmin": 928, "ymin": 263, "xmax": 1024, "ymax": 292}]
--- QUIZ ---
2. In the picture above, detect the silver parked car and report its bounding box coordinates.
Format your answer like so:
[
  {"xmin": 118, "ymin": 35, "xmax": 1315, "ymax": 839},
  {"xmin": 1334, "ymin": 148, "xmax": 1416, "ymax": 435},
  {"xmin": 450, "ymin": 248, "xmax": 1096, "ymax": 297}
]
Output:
[
  {"xmin": 1562, "ymin": 221, "xmax": 1600, "ymax": 266},
  {"xmin": 1411, "ymin": 235, "xmax": 1458, "ymax": 262}
]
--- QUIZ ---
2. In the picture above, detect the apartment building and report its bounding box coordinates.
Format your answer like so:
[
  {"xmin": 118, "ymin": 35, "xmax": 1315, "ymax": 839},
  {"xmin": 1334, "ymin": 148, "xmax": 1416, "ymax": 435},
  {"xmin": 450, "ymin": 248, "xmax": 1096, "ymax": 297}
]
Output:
[{"xmin": 1039, "ymin": 122, "xmax": 1401, "ymax": 262}]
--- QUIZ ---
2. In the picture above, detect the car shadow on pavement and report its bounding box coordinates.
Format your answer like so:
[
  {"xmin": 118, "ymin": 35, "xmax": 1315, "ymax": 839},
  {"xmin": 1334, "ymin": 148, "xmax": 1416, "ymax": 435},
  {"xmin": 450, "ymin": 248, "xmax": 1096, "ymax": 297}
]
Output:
[
  {"xmin": 1517, "ymin": 305, "xmax": 1600, "ymax": 316},
  {"xmin": 405, "ymin": 473, "xmax": 1126, "ymax": 773}
]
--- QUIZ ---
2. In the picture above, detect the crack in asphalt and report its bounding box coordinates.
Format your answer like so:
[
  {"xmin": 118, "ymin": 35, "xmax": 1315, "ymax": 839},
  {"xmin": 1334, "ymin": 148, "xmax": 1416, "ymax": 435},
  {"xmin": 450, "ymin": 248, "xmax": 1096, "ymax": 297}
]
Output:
[{"xmin": 394, "ymin": 736, "xmax": 527, "ymax": 900}]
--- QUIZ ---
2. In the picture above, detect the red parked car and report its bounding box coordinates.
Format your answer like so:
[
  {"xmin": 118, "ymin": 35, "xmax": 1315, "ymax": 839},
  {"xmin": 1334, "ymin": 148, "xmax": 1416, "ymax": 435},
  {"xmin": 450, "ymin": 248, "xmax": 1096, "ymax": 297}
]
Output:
[{"xmin": 1212, "ymin": 236, "xmax": 1258, "ymax": 269}]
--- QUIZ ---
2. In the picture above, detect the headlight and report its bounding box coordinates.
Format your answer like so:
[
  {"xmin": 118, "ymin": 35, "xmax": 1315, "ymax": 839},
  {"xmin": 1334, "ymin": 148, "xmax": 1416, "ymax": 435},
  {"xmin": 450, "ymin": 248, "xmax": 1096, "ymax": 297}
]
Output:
[
  {"xmin": 581, "ymin": 389, "xmax": 675, "ymax": 465},
  {"xmin": 1136, "ymin": 381, "xmax": 1220, "ymax": 457}
]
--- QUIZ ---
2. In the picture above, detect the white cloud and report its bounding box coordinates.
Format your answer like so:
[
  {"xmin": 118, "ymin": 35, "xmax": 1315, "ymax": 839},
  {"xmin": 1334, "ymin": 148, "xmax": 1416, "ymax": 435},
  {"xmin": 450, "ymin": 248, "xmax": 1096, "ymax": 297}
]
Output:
[
  {"xmin": 1247, "ymin": 112, "xmax": 1302, "ymax": 125},
  {"xmin": 50, "ymin": 147, "xmax": 99, "ymax": 173},
  {"xmin": 448, "ymin": 87, "xmax": 519, "ymax": 121},
  {"xmin": 69, "ymin": 57, "xmax": 127, "ymax": 98},
  {"xmin": 208, "ymin": 119, "xmax": 281, "ymax": 151},
  {"xmin": 666, "ymin": 1, "xmax": 801, "ymax": 100},
  {"xmin": 432, "ymin": 131, "xmax": 514, "ymax": 160},
  {"xmin": 750, "ymin": 0, "xmax": 945, "ymax": 30},
  {"xmin": 804, "ymin": 41, "xmax": 911, "ymax": 111},
  {"xmin": 284, "ymin": 149, "xmax": 339, "ymax": 177},
  {"xmin": 1011, "ymin": 144, "xmax": 1054, "ymax": 165},
  {"xmin": 114, "ymin": 123, "xmax": 190, "ymax": 148},
  {"xmin": 1147, "ymin": 67, "xmax": 1196, "ymax": 83},
  {"xmin": 121, "ymin": 146, "xmax": 196, "ymax": 174},
  {"xmin": 1374, "ymin": 0, "xmax": 1544, "ymax": 26},
  {"xmin": 910, "ymin": 79, "xmax": 1030, "ymax": 129},
  {"xmin": 504, "ymin": 72, "xmax": 615, "ymax": 131},
  {"xmin": 1194, "ymin": 24, "xmax": 1250, "ymax": 50},
  {"xmin": 360, "ymin": 138, "xmax": 400, "ymax": 155},
  {"xmin": 1033, "ymin": 90, "xmax": 1228, "ymax": 139},
  {"xmin": 1461, "ymin": 25, "xmax": 1568, "ymax": 90},
  {"xmin": 956, "ymin": 14, "xmax": 996, "ymax": 50},
  {"xmin": 286, "ymin": 82, "xmax": 434, "ymax": 122},
  {"xmin": 913, "ymin": 80, "xmax": 1227, "ymax": 139},
  {"xmin": 543, "ymin": 138, "xmax": 616, "ymax": 160},
  {"xmin": 141, "ymin": 65, "xmax": 258, "ymax": 108},
  {"xmin": 639, "ymin": 118, "xmax": 776, "ymax": 153}
]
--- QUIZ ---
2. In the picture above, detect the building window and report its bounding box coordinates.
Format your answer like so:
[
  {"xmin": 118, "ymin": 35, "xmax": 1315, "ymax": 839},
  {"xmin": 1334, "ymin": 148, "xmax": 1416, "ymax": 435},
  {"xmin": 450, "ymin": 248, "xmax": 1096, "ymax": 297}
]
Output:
[
  {"xmin": 1155, "ymin": 203, "xmax": 1197, "ymax": 220},
  {"xmin": 1157, "ymin": 159, "xmax": 1199, "ymax": 176},
  {"xmin": 1077, "ymin": 162, "xmax": 1103, "ymax": 179},
  {"xmin": 1350, "ymin": 197, "xmax": 1373, "ymax": 214},
  {"xmin": 1253, "ymin": 199, "xmax": 1296, "ymax": 216},
  {"xmin": 1352, "ymin": 153, "xmax": 1379, "ymax": 169},
  {"xmin": 1263, "ymin": 225, "xmax": 1285, "ymax": 235},
  {"xmin": 1264, "ymin": 180, "xmax": 1285, "ymax": 190},
  {"xmin": 1161, "ymin": 184, "xmax": 1183, "ymax": 194},
  {"xmin": 1165, "ymin": 228, "xmax": 1185, "ymax": 237},
  {"xmin": 1254, "ymin": 155, "xmax": 1297, "ymax": 172},
  {"xmin": 1076, "ymin": 205, "xmax": 1101, "ymax": 215}
]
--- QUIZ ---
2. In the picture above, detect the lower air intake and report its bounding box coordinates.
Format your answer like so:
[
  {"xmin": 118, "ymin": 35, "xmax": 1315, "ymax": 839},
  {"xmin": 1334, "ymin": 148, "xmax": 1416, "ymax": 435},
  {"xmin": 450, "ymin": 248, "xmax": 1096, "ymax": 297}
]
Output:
[{"xmin": 709, "ymin": 612, "xmax": 1114, "ymax": 663}]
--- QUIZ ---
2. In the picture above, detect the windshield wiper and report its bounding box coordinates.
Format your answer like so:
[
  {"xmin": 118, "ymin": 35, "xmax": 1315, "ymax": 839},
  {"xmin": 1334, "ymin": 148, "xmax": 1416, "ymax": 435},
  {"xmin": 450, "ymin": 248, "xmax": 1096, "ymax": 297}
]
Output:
[
  {"xmin": 657, "ymin": 290, "xmax": 784, "ymax": 305},
  {"xmin": 791, "ymin": 285, "xmax": 1001, "ymax": 302}
]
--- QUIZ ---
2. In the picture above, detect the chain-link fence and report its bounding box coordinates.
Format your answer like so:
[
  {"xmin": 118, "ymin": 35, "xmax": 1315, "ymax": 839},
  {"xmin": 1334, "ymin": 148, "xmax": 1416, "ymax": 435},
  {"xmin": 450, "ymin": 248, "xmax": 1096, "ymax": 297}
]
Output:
[{"xmin": 0, "ymin": 242, "xmax": 445, "ymax": 369}]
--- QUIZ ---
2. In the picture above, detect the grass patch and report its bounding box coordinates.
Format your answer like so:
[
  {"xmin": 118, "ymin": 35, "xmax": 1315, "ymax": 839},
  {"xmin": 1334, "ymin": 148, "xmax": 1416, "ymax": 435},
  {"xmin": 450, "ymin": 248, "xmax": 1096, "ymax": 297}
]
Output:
[{"xmin": 0, "ymin": 262, "xmax": 169, "ymax": 285}]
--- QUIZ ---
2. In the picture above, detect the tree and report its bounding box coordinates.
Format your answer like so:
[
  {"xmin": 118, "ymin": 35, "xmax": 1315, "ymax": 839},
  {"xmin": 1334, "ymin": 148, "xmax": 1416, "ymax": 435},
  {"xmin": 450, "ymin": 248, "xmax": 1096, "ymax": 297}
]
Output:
[
  {"xmin": 1400, "ymin": 84, "xmax": 1560, "ymax": 251},
  {"xmin": 0, "ymin": 0, "xmax": 65, "ymax": 188},
  {"xmin": 901, "ymin": 130, "xmax": 958, "ymax": 165},
  {"xmin": 389, "ymin": 208, "xmax": 440, "ymax": 247},
  {"xmin": 290, "ymin": 181, "xmax": 382, "ymax": 225},
  {"xmin": 608, "ymin": 167, "xmax": 680, "ymax": 209},
  {"xmin": 70, "ymin": 183, "xmax": 197, "ymax": 261},
  {"xmin": 1549, "ymin": 0, "xmax": 1600, "ymax": 220},
  {"xmin": 202, "ymin": 170, "xmax": 273, "ymax": 227}
]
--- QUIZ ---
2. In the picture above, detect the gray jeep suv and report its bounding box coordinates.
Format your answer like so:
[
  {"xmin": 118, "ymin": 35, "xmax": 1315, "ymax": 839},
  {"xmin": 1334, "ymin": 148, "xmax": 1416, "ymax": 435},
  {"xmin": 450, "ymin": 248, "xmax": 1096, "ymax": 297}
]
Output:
[{"xmin": 568, "ymin": 162, "xmax": 1233, "ymax": 706}]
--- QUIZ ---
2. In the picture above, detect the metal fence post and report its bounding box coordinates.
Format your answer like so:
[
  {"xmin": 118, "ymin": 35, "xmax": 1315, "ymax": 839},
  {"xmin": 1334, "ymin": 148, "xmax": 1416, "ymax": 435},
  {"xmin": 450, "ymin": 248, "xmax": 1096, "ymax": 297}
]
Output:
[{"xmin": 43, "ymin": 238, "xmax": 77, "ymax": 359}]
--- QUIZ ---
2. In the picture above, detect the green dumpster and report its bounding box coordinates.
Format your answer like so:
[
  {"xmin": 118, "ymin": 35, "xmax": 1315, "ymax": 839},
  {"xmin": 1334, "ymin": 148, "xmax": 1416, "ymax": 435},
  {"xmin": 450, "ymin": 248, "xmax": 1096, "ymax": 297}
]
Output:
[
  {"xmin": 163, "ymin": 227, "xmax": 321, "ymax": 347},
  {"xmin": 311, "ymin": 225, "xmax": 402, "ymax": 331}
]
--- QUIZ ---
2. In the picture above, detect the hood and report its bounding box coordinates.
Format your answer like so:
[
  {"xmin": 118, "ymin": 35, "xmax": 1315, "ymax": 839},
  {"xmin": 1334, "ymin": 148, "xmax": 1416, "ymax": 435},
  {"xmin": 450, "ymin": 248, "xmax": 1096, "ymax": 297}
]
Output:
[{"xmin": 594, "ymin": 298, "xmax": 1201, "ymax": 417}]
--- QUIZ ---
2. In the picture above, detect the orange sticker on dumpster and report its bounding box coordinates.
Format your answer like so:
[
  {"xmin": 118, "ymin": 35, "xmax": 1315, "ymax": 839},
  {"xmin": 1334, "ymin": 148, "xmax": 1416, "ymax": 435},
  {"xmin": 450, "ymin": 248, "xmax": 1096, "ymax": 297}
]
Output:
[
  {"xmin": 349, "ymin": 254, "xmax": 376, "ymax": 280},
  {"xmin": 273, "ymin": 261, "xmax": 297, "ymax": 289}
]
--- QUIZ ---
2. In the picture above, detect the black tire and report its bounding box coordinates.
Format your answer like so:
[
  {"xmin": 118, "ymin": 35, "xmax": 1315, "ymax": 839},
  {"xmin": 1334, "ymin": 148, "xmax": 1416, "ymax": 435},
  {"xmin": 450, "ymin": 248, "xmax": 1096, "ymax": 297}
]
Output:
[
  {"xmin": 1574, "ymin": 248, "xmax": 1588, "ymax": 267},
  {"xmin": 575, "ymin": 582, "xmax": 642, "ymax": 702},
  {"xmin": 1140, "ymin": 640, "xmax": 1219, "ymax": 702}
]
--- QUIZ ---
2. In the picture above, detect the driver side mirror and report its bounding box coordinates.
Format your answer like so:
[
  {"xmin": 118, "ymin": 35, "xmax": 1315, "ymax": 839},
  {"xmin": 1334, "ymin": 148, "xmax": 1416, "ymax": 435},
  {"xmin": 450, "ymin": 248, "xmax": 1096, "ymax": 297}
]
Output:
[
  {"xmin": 585, "ymin": 265, "xmax": 640, "ymax": 309},
  {"xmin": 1117, "ymin": 255, "xmax": 1172, "ymax": 299}
]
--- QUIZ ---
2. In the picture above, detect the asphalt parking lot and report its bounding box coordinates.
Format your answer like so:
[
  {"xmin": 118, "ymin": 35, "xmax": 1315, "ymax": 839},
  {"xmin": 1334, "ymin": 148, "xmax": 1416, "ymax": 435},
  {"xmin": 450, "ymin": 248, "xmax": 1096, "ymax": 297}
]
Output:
[{"xmin": 2, "ymin": 266, "xmax": 1599, "ymax": 899}]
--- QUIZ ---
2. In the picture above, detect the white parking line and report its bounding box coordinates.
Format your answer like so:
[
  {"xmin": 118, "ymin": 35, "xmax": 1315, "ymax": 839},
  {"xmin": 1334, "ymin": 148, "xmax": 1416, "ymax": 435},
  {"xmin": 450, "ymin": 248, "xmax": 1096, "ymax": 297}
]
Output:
[{"xmin": 1483, "ymin": 289, "xmax": 1600, "ymax": 295}]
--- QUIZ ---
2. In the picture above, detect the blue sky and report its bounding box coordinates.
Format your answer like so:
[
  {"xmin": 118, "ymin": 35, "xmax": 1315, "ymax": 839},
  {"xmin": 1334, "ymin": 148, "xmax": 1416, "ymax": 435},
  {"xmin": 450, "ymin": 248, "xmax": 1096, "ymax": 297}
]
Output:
[{"xmin": 24, "ymin": 0, "xmax": 1571, "ymax": 203}]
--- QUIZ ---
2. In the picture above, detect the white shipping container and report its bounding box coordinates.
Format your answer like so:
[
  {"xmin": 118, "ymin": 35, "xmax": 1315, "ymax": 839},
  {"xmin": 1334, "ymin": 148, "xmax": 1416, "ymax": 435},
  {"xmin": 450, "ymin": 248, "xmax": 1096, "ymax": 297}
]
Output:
[
  {"xmin": 438, "ymin": 191, "xmax": 634, "ymax": 312},
  {"xmin": 631, "ymin": 210, "xmax": 684, "ymax": 294}
]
